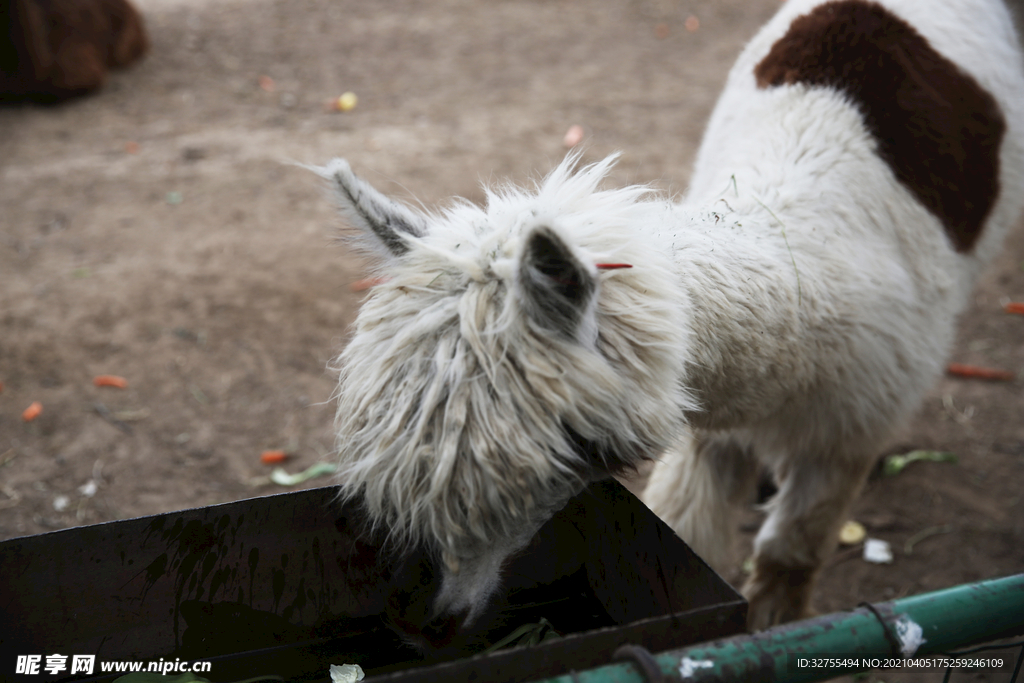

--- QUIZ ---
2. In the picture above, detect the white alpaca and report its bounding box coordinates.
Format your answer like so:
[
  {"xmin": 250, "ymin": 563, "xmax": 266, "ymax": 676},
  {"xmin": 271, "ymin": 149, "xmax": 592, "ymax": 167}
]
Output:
[{"xmin": 320, "ymin": 0, "xmax": 1024, "ymax": 634}]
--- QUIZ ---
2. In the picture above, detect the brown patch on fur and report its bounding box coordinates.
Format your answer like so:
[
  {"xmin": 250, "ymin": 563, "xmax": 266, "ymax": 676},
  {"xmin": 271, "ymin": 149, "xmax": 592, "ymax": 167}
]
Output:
[
  {"xmin": 1, "ymin": 0, "xmax": 148, "ymax": 103},
  {"xmin": 754, "ymin": 0, "xmax": 1005, "ymax": 253}
]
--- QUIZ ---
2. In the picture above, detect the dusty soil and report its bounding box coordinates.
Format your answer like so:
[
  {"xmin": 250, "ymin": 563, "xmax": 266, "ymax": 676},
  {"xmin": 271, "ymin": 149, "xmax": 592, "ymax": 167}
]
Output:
[{"xmin": 1, "ymin": 0, "xmax": 1022, "ymax": 662}]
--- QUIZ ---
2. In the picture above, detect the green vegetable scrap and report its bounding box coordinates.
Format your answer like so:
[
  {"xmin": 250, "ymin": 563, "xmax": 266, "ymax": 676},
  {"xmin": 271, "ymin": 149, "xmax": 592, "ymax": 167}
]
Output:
[
  {"xmin": 270, "ymin": 461, "xmax": 338, "ymax": 486},
  {"xmin": 482, "ymin": 617, "xmax": 561, "ymax": 655},
  {"xmin": 882, "ymin": 450, "xmax": 957, "ymax": 477}
]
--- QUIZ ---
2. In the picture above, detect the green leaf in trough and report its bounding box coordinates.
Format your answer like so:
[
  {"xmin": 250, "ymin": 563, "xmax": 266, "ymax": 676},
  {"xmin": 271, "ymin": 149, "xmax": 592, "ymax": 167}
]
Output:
[
  {"xmin": 481, "ymin": 617, "xmax": 560, "ymax": 654},
  {"xmin": 882, "ymin": 450, "xmax": 957, "ymax": 477}
]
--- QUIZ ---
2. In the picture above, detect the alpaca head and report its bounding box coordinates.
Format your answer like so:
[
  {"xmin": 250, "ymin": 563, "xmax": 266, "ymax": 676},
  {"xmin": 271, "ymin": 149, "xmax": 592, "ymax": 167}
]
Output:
[{"xmin": 320, "ymin": 154, "xmax": 693, "ymax": 624}]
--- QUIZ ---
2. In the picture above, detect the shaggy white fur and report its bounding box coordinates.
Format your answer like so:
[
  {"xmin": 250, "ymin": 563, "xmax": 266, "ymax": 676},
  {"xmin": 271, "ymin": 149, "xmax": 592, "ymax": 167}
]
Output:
[
  {"xmin": 319, "ymin": 155, "xmax": 695, "ymax": 621},
  {"xmin": 320, "ymin": 0, "xmax": 1024, "ymax": 633},
  {"xmin": 648, "ymin": 0, "xmax": 1024, "ymax": 629}
]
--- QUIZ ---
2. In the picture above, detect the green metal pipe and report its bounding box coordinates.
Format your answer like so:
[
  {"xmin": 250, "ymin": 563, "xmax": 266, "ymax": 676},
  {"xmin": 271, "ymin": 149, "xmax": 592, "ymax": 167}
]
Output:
[{"xmin": 533, "ymin": 573, "xmax": 1024, "ymax": 683}]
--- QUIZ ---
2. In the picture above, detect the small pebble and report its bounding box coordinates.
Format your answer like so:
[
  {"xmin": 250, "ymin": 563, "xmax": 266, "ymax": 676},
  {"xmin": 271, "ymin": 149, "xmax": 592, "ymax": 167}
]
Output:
[
  {"xmin": 839, "ymin": 520, "xmax": 866, "ymax": 545},
  {"xmin": 863, "ymin": 538, "xmax": 894, "ymax": 564},
  {"xmin": 563, "ymin": 124, "xmax": 585, "ymax": 148},
  {"xmin": 336, "ymin": 92, "xmax": 358, "ymax": 112}
]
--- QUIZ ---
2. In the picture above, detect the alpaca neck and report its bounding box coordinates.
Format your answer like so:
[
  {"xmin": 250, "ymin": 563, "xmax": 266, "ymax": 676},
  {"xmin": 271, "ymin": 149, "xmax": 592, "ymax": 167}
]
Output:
[{"xmin": 670, "ymin": 198, "xmax": 811, "ymax": 430}]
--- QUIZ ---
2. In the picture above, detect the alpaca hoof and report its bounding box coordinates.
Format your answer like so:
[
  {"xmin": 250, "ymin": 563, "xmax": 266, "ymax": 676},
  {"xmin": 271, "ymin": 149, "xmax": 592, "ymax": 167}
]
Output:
[{"xmin": 742, "ymin": 562, "xmax": 815, "ymax": 631}]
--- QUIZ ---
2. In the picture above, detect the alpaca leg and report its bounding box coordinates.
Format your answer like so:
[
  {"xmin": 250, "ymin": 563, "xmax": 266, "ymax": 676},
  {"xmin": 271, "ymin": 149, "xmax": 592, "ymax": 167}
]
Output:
[
  {"xmin": 3, "ymin": 0, "xmax": 54, "ymax": 96},
  {"xmin": 49, "ymin": 39, "xmax": 107, "ymax": 94},
  {"xmin": 100, "ymin": 0, "xmax": 149, "ymax": 67},
  {"xmin": 744, "ymin": 450, "xmax": 875, "ymax": 630},
  {"xmin": 643, "ymin": 431, "xmax": 758, "ymax": 574},
  {"xmin": 33, "ymin": 1, "xmax": 108, "ymax": 100}
]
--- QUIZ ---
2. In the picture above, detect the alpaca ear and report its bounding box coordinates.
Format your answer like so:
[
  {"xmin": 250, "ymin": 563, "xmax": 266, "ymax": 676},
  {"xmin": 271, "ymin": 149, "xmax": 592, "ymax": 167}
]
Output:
[
  {"xmin": 323, "ymin": 158, "xmax": 427, "ymax": 258},
  {"xmin": 518, "ymin": 226, "xmax": 597, "ymax": 340}
]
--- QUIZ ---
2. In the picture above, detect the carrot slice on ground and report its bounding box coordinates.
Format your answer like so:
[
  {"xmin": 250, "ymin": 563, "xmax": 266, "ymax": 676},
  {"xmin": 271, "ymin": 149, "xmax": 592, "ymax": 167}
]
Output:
[
  {"xmin": 946, "ymin": 363, "xmax": 1015, "ymax": 381},
  {"xmin": 22, "ymin": 401, "xmax": 42, "ymax": 422},
  {"xmin": 260, "ymin": 450, "xmax": 290, "ymax": 464},
  {"xmin": 1005, "ymin": 302, "xmax": 1024, "ymax": 315},
  {"xmin": 93, "ymin": 375, "xmax": 128, "ymax": 389}
]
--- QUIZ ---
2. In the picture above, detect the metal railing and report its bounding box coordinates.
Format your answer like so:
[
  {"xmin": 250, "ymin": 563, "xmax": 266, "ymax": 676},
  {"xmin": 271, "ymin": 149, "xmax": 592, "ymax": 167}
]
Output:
[{"xmin": 528, "ymin": 573, "xmax": 1024, "ymax": 683}]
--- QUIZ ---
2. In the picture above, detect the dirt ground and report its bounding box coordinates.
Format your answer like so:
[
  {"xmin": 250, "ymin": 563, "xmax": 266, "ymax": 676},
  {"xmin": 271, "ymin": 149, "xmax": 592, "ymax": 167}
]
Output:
[{"xmin": 1, "ymin": 0, "xmax": 1022, "ymax": 662}]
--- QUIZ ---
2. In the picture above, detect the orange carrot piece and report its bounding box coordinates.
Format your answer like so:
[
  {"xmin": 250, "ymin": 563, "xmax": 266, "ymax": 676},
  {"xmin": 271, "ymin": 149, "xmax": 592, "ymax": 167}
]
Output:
[
  {"xmin": 93, "ymin": 375, "xmax": 129, "ymax": 389},
  {"xmin": 946, "ymin": 363, "xmax": 1015, "ymax": 381},
  {"xmin": 260, "ymin": 450, "xmax": 290, "ymax": 464},
  {"xmin": 22, "ymin": 401, "xmax": 43, "ymax": 422},
  {"xmin": 1005, "ymin": 302, "xmax": 1024, "ymax": 315}
]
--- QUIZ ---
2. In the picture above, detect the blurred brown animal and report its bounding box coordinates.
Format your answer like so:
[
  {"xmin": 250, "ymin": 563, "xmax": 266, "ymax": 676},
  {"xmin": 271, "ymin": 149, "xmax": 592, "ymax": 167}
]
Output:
[{"xmin": 1, "ymin": 0, "xmax": 148, "ymax": 103}]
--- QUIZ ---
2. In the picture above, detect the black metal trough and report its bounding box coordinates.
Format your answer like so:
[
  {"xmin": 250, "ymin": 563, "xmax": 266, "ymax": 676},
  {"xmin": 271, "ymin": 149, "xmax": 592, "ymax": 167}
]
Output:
[{"xmin": 0, "ymin": 478, "xmax": 746, "ymax": 683}]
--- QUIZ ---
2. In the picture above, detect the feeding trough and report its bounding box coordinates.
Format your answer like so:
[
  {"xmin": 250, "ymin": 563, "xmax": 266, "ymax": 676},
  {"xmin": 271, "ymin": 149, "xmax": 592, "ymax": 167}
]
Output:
[{"xmin": 0, "ymin": 478, "xmax": 745, "ymax": 683}]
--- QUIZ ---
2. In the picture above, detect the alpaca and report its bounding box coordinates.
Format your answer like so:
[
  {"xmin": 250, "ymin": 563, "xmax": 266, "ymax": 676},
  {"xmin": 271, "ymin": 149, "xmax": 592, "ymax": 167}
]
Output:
[
  {"xmin": 321, "ymin": 0, "xmax": 1024, "ymax": 634},
  {"xmin": 0, "ymin": 0, "xmax": 148, "ymax": 104}
]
